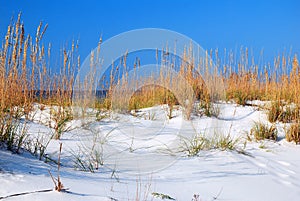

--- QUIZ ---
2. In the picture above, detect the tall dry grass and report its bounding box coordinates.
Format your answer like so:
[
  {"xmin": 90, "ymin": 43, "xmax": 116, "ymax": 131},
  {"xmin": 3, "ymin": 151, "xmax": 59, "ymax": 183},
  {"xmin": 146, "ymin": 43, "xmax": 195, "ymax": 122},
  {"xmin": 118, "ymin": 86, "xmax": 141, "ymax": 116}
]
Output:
[
  {"xmin": 223, "ymin": 48, "xmax": 300, "ymax": 106},
  {"xmin": 0, "ymin": 13, "xmax": 78, "ymax": 149},
  {"xmin": 1, "ymin": 14, "xmax": 299, "ymax": 144},
  {"xmin": 94, "ymin": 44, "xmax": 299, "ymax": 122},
  {"xmin": 0, "ymin": 14, "xmax": 37, "ymax": 150},
  {"xmin": 104, "ymin": 46, "xmax": 216, "ymax": 120}
]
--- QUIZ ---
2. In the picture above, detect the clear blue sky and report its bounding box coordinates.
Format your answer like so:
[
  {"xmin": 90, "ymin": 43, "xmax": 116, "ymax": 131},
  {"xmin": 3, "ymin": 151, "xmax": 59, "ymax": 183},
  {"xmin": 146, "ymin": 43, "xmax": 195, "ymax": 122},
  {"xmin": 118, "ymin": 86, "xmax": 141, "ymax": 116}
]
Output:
[{"xmin": 1, "ymin": 0, "xmax": 300, "ymax": 68}]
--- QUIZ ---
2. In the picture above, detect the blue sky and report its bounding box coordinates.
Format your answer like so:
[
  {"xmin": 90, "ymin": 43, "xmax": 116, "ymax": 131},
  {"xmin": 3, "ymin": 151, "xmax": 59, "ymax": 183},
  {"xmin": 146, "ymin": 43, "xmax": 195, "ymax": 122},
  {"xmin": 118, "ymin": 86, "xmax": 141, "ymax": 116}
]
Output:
[{"xmin": 1, "ymin": 0, "xmax": 300, "ymax": 68}]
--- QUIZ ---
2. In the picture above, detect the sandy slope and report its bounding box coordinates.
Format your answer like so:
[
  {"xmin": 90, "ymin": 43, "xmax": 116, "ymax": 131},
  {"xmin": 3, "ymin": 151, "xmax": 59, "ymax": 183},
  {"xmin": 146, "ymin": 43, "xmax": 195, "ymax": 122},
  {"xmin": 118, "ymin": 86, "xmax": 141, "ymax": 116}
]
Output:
[{"xmin": 1, "ymin": 103, "xmax": 300, "ymax": 201}]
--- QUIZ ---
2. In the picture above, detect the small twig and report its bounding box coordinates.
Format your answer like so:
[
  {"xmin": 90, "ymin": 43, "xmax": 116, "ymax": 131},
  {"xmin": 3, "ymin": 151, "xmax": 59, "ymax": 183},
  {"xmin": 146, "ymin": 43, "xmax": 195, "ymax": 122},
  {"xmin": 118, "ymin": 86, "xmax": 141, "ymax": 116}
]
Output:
[
  {"xmin": 236, "ymin": 149, "xmax": 254, "ymax": 158},
  {"xmin": 56, "ymin": 143, "xmax": 63, "ymax": 191},
  {"xmin": 48, "ymin": 143, "xmax": 65, "ymax": 192},
  {"xmin": 48, "ymin": 169, "xmax": 57, "ymax": 187},
  {"xmin": 212, "ymin": 187, "xmax": 223, "ymax": 200},
  {"xmin": 44, "ymin": 154, "xmax": 59, "ymax": 165},
  {"xmin": 107, "ymin": 196, "xmax": 119, "ymax": 201},
  {"xmin": 0, "ymin": 189, "xmax": 53, "ymax": 200}
]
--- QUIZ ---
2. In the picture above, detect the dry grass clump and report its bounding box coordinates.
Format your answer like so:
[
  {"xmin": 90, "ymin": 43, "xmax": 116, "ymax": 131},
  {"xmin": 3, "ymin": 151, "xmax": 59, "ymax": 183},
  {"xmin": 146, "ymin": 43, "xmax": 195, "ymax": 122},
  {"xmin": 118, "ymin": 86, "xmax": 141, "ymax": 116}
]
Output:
[
  {"xmin": 196, "ymin": 100, "xmax": 220, "ymax": 117},
  {"xmin": 268, "ymin": 101, "xmax": 284, "ymax": 123},
  {"xmin": 226, "ymin": 71, "xmax": 263, "ymax": 105},
  {"xmin": 0, "ymin": 14, "xmax": 32, "ymax": 114},
  {"xmin": 250, "ymin": 122, "xmax": 278, "ymax": 141},
  {"xmin": 129, "ymin": 85, "xmax": 178, "ymax": 119},
  {"xmin": 268, "ymin": 101, "xmax": 299, "ymax": 123},
  {"xmin": 286, "ymin": 123, "xmax": 300, "ymax": 144},
  {"xmin": 118, "ymin": 47, "xmax": 300, "ymax": 123},
  {"xmin": 129, "ymin": 85, "xmax": 178, "ymax": 111},
  {"xmin": 0, "ymin": 14, "xmax": 36, "ymax": 150},
  {"xmin": 106, "ymin": 47, "xmax": 201, "ymax": 120},
  {"xmin": 222, "ymin": 48, "xmax": 299, "ymax": 108}
]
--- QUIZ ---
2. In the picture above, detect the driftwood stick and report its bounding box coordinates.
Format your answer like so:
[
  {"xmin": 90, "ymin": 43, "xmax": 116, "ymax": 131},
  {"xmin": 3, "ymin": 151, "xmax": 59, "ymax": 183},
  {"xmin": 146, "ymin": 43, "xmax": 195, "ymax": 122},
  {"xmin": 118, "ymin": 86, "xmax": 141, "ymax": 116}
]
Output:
[{"xmin": 0, "ymin": 189, "xmax": 53, "ymax": 200}]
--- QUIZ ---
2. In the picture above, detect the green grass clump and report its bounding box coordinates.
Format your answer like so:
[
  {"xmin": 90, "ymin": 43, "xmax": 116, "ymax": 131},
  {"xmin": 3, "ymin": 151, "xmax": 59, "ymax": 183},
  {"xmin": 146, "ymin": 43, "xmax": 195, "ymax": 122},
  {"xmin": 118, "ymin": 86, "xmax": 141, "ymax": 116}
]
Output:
[
  {"xmin": 0, "ymin": 118, "xmax": 28, "ymax": 153},
  {"xmin": 180, "ymin": 131, "xmax": 242, "ymax": 157},
  {"xmin": 210, "ymin": 133, "xmax": 241, "ymax": 151},
  {"xmin": 152, "ymin": 192, "xmax": 175, "ymax": 200},
  {"xmin": 181, "ymin": 135, "xmax": 209, "ymax": 157},
  {"xmin": 250, "ymin": 122, "xmax": 277, "ymax": 141}
]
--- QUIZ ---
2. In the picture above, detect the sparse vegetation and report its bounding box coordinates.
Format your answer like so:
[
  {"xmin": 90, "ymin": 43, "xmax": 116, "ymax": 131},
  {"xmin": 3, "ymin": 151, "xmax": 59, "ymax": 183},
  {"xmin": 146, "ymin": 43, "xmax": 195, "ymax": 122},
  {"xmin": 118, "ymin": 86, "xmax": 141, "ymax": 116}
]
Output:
[
  {"xmin": 210, "ymin": 132, "xmax": 241, "ymax": 151},
  {"xmin": 28, "ymin": 133, "xmax": 53, "ymax": 161},
  {"xmin": 197, "ymin": 100, "xmax": 220, "ymax": 117},
  {"xmin": 50, "ymin": 106, "xmax": 73, "ymax": 139},
  {"xmin": 181, "ymin": 134, "xmax": 209, "ymax": 157},
  {"xmin": 72, "ymin": 126, "xmax": 114, "ymax": 172},
  {"xmin": 0, "ymin": 119, "xmax": 28, "ymax": 154}
]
